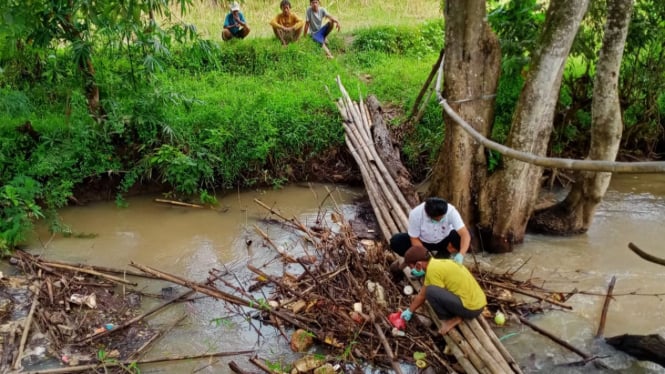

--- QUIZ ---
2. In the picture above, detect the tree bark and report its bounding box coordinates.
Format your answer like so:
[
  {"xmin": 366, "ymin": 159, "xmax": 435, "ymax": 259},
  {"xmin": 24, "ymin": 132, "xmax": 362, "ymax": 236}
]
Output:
[
  {"xmin": 529, "ymin": 0, "xmax": 634, "ymax": 234},
  {"xmin": 428, "ymin": 0, "xmax": 501, "ymax": 235},
  {"xmin": 479, "ymin": 0, "xmax": 590, "ymax": 252}
]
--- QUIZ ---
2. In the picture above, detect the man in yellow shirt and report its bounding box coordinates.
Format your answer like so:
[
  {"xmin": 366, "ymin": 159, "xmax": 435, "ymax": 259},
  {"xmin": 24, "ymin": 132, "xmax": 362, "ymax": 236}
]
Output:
[
  {"xmin": 270, "ymin": 0, "xmax": 305, "ymax": 46},
  {"xmin": 399, "ymin": 241, "xmax": 487, "ymax": 335}
]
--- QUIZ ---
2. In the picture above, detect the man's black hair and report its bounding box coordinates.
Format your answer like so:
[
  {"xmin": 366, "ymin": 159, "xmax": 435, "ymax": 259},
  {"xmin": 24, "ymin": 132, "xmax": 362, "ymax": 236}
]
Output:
[
  {"xmin": 280, "ymin": 0, "xmax": 291, "ymax": 7},
  {"xmin": 448, "ymin": 230, "xmax": 461, "ymax": 250},
  {"xmin": 424, "ymin": 197, "xmax": 448, "ymax": 218}
]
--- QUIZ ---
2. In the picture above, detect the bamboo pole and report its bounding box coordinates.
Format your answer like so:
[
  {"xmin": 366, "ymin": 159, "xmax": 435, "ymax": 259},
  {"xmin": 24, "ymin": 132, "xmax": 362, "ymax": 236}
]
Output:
[
  {"xmin": 39, "ymin": 258, "xmax": 159, "ymax": 279},
  {"xmin": 337, "ymin": 78, "xmax": 413, "ymax": 218},
  {"xmin": 476, "ymin": 317, "xmax": 523, "ymax": 374},
  {"xmin": 407, "ymin": 49, "xmax": 445, "ymax": 122},
  {"xmin": 36, "ymin": 261, "xmax": 137, "ymax": 286},
  {"xmin": 341, "ymin": 126, "xmax": 396, "ymax": 238},
  {"xmin": 336, "ymin": 77, "xmax": 521, "ymax": 373},
  {"xmin": 342, "ymin": 117, "xmax": 408, "ymax": 229},
  {"xmin": 154, "ymin": 198, "xmax": 203, "ymax": 208},
  {"xmin": 448, "ymin": 328, "xmax": 490, "ymax": 374},
  {"xmin": 458, "ymin": 321, "xmax": 507, "ymax": 374},
  {"xmin": 15, "ymin": 251, "xmax": 137, "ymax": 286}
]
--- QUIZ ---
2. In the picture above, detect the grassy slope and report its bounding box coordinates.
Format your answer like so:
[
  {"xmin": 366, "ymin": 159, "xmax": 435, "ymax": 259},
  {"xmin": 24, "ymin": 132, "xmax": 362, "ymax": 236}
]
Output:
[
  {"xmin": 0, "ymin": 0, "xmax": 445, "ymax": 213},
  {"xmin": 178, "ymin": 0, "xmax": 441, "ymax": 39}
]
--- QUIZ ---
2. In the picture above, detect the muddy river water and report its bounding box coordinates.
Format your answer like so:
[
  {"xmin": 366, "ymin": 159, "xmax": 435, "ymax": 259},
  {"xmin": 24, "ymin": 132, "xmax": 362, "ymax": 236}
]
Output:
[{"xmin": 20, "ymin": 174, "xmax": 665, "ymax": 373}]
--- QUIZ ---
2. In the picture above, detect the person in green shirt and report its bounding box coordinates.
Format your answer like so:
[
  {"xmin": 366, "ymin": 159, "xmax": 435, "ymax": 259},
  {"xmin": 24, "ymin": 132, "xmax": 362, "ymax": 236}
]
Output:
[
  {"xmin": 270, "ymin": 0, "xmax": 305, "ymax": 46},
  {"xmin": 399, "ymin": 238, "xmax": 487, "ymax": 335}
]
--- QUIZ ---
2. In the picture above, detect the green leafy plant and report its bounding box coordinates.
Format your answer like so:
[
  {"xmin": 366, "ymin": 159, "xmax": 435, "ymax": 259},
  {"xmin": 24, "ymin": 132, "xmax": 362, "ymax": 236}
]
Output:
[{"xmin": 0, "ymin": 177, "xmax": 44, "ymax": 254}]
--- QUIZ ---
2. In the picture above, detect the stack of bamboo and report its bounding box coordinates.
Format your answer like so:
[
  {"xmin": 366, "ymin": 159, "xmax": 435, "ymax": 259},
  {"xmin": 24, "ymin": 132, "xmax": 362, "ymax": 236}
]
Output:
[{"xmin": 335, "ymin": 77, "xmax": 523, "ymax": 374}]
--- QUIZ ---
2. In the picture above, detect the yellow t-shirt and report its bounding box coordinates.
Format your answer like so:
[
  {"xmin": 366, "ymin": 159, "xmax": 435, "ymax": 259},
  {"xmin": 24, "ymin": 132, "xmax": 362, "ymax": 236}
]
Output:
[
  {"xmin": 269, "ymin": 13, "xmax": 305, "ymax": 29},
  {"xmin": 424, "ymin": 259, "xmax": 487, "ymax": 310}
]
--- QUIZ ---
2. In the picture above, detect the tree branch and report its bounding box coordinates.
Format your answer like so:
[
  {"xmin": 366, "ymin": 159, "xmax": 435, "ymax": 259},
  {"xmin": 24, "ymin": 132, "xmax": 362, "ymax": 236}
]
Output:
[
  {"xmin": 434, "ymin": 67, "xmax": 665, "ymax": 173},
  {"xmin": 628, "ymin": 242, "xmax": 665, "ymax": 266}
]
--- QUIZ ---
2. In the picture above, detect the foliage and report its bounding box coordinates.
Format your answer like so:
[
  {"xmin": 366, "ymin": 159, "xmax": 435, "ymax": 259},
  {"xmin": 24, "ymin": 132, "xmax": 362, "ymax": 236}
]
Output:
[
  {"xmin": 488, "ymin": 0, "xmax": 545, "ymax": 148},
  {"xmin": 351, "ymin": 20, "xmax": 444, "ymax": 57},
  {"xmin": 487, "ymin": 0, "xmax": 664, "ymax": 161},
  {"xmin": 0, "ymin": 177, "xmax": 44, "ymax": 254}
]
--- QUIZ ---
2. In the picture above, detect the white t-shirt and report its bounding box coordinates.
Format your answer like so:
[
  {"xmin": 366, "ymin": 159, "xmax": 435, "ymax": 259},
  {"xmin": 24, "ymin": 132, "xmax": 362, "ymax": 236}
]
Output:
[{"xmin": 407, "ymin": 202, "xmax": 465, "ymax": 244}]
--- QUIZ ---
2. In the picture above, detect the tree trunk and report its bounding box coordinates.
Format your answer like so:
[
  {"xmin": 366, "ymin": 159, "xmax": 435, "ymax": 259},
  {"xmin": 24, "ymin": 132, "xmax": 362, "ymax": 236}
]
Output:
[
  {"xmin": 428, "ymin": 0, "xmax": 501, "ymax": 234},
  {"xmin": 529, "ymin": 0, "xmax": 634, "ymax": 234},
  {"xmin": 478, "ymin": 0, "xmax": 590, "ymax": 252}
]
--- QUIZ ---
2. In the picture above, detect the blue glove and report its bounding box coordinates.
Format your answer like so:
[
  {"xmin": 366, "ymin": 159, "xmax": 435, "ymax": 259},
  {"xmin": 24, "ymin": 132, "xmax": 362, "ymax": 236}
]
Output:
[
  {"xmin": 453, "ymin": 253, "xmax": 464, "ymax": 264},
  {"xmin": 401, "ymin": 308, "xmax": 413, "ymax": 321}
]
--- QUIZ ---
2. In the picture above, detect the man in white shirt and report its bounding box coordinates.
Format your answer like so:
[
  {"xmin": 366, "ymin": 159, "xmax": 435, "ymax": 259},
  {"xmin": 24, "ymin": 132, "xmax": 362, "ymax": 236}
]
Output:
[{"xmin": 390, "ymin": 197, "xmax": 471, "ymax": 264}]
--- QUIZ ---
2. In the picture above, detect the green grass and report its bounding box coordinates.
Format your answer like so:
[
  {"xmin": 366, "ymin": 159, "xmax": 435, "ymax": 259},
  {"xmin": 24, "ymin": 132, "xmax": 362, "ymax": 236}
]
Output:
[
  {"xmin": 176, "ymin": 0, "xmax": 441, "ymax": 40},
  {"xmin": 0, "ymin": 0, "xmax": 447, "ymax": 251}
]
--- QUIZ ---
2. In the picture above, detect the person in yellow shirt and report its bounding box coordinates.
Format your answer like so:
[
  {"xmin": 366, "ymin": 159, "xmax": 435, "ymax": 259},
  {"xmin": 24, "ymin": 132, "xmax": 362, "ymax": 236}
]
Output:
[
  {"xmin": 270, "ymin": 0, "xmax": 305, "ymax": 46},
  {"xmin": 399, "ymin": 240, "xmax": 487, "ymax": 335}
]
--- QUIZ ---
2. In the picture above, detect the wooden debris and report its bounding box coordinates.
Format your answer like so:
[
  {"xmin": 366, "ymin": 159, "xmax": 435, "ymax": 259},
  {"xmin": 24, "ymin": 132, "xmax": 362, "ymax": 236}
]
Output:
[
  {"xmin": 336, "ymin": 76, "xmax": 524, "ymax": 373},
  {"xmin": 595, "ymin": 275, "xmax": 616, "ymax": 338},
  {"xmin": 154, "ymin": 198, "xmax": 204, "ymax": 208}
]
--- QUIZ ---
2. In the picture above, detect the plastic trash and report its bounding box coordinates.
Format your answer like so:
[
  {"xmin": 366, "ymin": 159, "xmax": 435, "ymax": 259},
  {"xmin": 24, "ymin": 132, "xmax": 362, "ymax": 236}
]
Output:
[
  {"xmin": 69, "ymin": 293, "xmax": 97, "ymax": 308},
  {"xmin": 494, "ymin": 311, "xmax": 506, "ymax": 326},
  {"xmin": 391, "ymin": 327, "xmax": 405, "ymax": 337},
  {"xmin": 388, "ymin": 311, "xmax": 406, "ymax": 330},
  {"xmin": 367, "ymin": 281, "xmax": 387, "ymax": 307}
]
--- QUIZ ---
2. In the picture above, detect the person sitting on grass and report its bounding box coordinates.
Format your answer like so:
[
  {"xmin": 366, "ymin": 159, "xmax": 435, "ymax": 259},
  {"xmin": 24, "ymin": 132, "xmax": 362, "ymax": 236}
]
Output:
[
  {"xmin": 303, "ymin": 0, "xmax": 340, "ymax": 58},
  {"xmin": 399, "ymin": 243, "xmax": 487, "ymax": 335},
  {"xmin": 270, "ymin": 0, "xmax": 305, "ymax": 46},
  {"xmin": 222, "ymin": 2, "xmax": 250, "ymax": 41}
]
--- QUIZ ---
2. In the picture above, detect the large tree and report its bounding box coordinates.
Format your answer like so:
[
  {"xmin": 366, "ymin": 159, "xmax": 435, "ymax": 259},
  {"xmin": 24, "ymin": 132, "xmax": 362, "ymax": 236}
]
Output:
[
  {"xmin": 478, "ymin": 0, "xmax": 590, "ymax": 252},
  {"xmin": 430, "ymin": 0, "xmax": 590, "ymax": 252},
  {"xmin": 427, "ymin": 0, "xmax": 501, "ymax": 223},
  {"xmin": 529, "ymin": 0, "xmax": 635, "ymax": 234}
]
